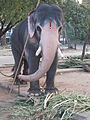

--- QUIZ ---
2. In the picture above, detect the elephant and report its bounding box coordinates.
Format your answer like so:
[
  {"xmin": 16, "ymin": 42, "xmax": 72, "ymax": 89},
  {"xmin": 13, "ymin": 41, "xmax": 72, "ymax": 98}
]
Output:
[{"xmin": 11, "ymin": 3, "xmax": 64, "ymax": 95}]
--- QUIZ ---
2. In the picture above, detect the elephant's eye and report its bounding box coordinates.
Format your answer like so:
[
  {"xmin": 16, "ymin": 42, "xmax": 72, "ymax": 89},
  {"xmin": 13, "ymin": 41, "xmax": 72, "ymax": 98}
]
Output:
[
  {"xmin": 36, "ymin": 25, "xmax": 42, "ymax": 42},
  {"xmin": 58, "ymin": 26, "xmax": 62, "ymax": 33},
  {"xmin": 37, "ymin": 26, "xmax": 41, "ymax": 33}
]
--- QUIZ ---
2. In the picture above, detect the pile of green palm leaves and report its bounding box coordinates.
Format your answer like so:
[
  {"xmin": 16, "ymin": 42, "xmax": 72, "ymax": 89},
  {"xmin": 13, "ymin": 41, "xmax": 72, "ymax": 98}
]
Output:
[
  {"xmin": 58, "ymin": 54, "xmax": 90, "ymax": 69},
  {"xmin": 9, "ymin": 93, "xmax": 90, "ymax": 120},
  {"xmin": 58, "ymin": 58, "xmax": 82, "ymax": 69}
]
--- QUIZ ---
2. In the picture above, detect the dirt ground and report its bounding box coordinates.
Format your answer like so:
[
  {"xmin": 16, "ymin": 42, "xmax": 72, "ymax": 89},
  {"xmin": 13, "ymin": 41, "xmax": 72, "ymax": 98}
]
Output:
[
  {"xmin": 55, "ymin": 71, "xmax": 90, "ymax": 96},
  {"xmin": 0, "ymin": 87, "xmax": 16, "ymax": 120},
  {"xmin": 0, "ymin": 66, "xmax": 90, "ymax": 119}
]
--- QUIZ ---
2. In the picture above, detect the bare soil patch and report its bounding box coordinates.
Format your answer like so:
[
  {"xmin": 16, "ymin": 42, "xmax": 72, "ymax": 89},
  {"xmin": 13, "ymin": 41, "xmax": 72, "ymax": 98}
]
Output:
[
  {"xmin": 0, "ymin": 88, "xmax": 16, "ymax": 120},
  {"xmin": 55, "ymin": 71, "xmax": 90, "ymax": 96},
  {"xmin": 0, "ymin": 66, "xmax": 90, "ymax": 119}
]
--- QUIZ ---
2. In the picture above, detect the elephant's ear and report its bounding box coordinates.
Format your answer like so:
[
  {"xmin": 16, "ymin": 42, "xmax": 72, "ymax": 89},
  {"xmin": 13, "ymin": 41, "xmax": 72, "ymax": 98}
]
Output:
[{"xmin": 28, "ymin": 12, "xmax": 36, "ymax": 38}]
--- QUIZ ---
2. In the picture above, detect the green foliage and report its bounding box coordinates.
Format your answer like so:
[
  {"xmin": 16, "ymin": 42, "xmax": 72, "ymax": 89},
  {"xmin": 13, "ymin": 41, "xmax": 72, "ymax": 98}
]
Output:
[
  {"xmin": 62, "ymin": 0, "xmax": 90, "ymax": 41},
  {"xmin": 84, "ymin": 54, "xmax": 90, "ymax": 59},
  {"xmin": 0, "ymin": 0, "xmax": 90, "ymax": 41},
  {"xmin": 0, "ymin": 0, "xmax": 63, "ymax": 25},
  {"xmin": 83, "ymin": 0, "xmax": 90, "ymax": 7},
  {"xmin": 64, "ymin": 22, "xmax": 75, "ymax": 40},
  {"xmin": 9, "ymin": 93, "xmax": 90, "ymax": 120},
  {"xmin": 0, "ymin": 0, "xmax": 37, "ymax": 25}
]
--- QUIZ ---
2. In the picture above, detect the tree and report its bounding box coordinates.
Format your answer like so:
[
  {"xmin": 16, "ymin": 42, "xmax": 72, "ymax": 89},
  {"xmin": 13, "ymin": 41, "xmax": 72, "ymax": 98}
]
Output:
[
  {"xmin": 81, "ymin": 28, "xmax": 90, "ymax": 60},
  {"xmin": 0, "ymin": 0, "xmax": 89, "ymax": 44},
  {"xmin": 82, "ymin": 0, "xmax": 90, "ymax": 6},
  {"xmin": 0, "ymin": 0, "xmax": 38, "ymax": 38},
  {"xmin": 61, "ymin": 0, "xmax": 90, "ymax": 49},
  {"xmin": 0, "ymin": 0, "xmax": 63, "ymax": 38}
]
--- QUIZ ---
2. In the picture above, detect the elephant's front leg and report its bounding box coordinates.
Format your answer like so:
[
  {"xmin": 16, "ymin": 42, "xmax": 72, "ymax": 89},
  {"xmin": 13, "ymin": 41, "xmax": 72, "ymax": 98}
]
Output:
[
  {"xmin": 26, "ymin": 45, "xmax": 41, "ymax": 95},
  {"xmin": 45, "ymin": 52, "xmax": 58, "ymax": 94}
]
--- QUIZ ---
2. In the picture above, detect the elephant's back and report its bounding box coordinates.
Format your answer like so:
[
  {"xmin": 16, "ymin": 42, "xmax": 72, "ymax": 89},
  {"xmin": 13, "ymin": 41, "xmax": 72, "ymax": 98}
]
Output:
[{"xmin": 11, "ymin": 18, "xmax": 28, "ymax": 53}]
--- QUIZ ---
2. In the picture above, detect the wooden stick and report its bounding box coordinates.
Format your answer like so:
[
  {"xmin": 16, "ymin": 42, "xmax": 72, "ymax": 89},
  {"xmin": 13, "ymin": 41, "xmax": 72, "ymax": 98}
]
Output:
[{"xmin": 9, "ymin": 34, "xmax": 29, "ymax": 94}]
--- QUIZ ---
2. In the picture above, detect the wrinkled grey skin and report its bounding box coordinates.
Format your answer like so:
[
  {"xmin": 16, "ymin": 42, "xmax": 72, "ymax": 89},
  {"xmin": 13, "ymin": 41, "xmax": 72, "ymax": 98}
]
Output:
[{"xmin": 11, "ymin": 3, "xmax": 64, "ymax": 93}]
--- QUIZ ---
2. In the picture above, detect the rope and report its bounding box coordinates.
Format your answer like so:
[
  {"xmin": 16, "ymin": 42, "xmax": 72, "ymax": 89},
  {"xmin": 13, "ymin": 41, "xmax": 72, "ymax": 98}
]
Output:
[
  {"xmin": 0, "ymin": 71, "xmax": 13, "ymax": 77},
  {"xmin": 9, "ymin": 34, "xmax": 29, "ymax": 94},
  {"xmin": 36, "ymin": 0, "xmax": 40, "ymax": 8}
]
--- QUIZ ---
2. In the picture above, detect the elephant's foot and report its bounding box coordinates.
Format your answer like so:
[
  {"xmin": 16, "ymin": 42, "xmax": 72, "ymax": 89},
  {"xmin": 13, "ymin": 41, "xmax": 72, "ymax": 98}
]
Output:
[
  {"xmin": 14, "ymin": 78, "xmax": 20, "ymax": 85},
  {"xmin": 14, "ymin": 78, "xmax": 27, "ymax": 85},
  {"xmin": 27, "ymin": 88, "xmax": 44, "ymax": 96},
  {"xmin": 20, "ymin": 80, "xmax": 27, "ymax": 85},
  {"xmin": 45, "ymin": 87, "xmax": 59, "ymax": 94}
]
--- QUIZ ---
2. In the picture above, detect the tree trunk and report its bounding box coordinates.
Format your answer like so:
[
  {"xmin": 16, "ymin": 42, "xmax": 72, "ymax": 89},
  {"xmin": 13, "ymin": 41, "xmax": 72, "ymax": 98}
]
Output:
[
  {"xmin": 74, "ymin": 40, "xmax": 77, "ymax": 50},
  {"xmin": 64, "ymin": 29, "xmax": 71, "ymax": 48},
  {"xmin": 1, "ymin": 34, "xmax": 7, "ymax": 47},
  {"xmin": 81, "ymin": 29, "xmax": 90, "ymax": 61},
  {"xmin": 67, "ymin": 39, "xmax": 72, "ymax": 48}
]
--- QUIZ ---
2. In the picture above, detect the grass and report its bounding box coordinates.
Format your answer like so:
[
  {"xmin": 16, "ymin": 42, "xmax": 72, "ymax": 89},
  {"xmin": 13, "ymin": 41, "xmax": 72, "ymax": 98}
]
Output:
[{"xmin": 9, "ymin": 93, "xmax": 90, "ymax": 120}]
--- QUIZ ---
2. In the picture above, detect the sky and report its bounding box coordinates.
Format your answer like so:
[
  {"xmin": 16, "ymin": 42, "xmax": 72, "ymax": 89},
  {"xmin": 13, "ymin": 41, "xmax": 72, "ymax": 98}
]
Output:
[{"xmin": 77, "ymin": 0, "xmax": 82, "ymax": 4}]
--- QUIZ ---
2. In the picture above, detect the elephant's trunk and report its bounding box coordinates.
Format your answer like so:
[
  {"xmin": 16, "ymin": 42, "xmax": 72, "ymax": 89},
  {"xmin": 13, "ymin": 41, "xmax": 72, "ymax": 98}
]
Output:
[{"xmin": 18, "ymin": 23, "xmax": 59, "ymax": 82}]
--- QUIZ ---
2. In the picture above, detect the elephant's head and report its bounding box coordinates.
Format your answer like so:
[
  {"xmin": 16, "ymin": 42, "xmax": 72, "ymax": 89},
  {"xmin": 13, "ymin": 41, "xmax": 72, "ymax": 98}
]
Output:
[{"xmin": 18, "ymin": 4, "xmax": 64, "ymax": 82}]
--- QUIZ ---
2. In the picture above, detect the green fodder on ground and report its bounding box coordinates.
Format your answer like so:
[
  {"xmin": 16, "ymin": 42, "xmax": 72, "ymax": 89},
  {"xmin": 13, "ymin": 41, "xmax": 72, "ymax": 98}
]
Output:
[
  {"xmin": 58, "ymin": 54, "xmax": 90, "ymax": 69},
  {"xmin": 58, "ymin": 58, "xmax": 82, "ymax": 69},
  {"xmin": 8, "ymin": 93, "xmax": 90, "ymax": 120}
]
